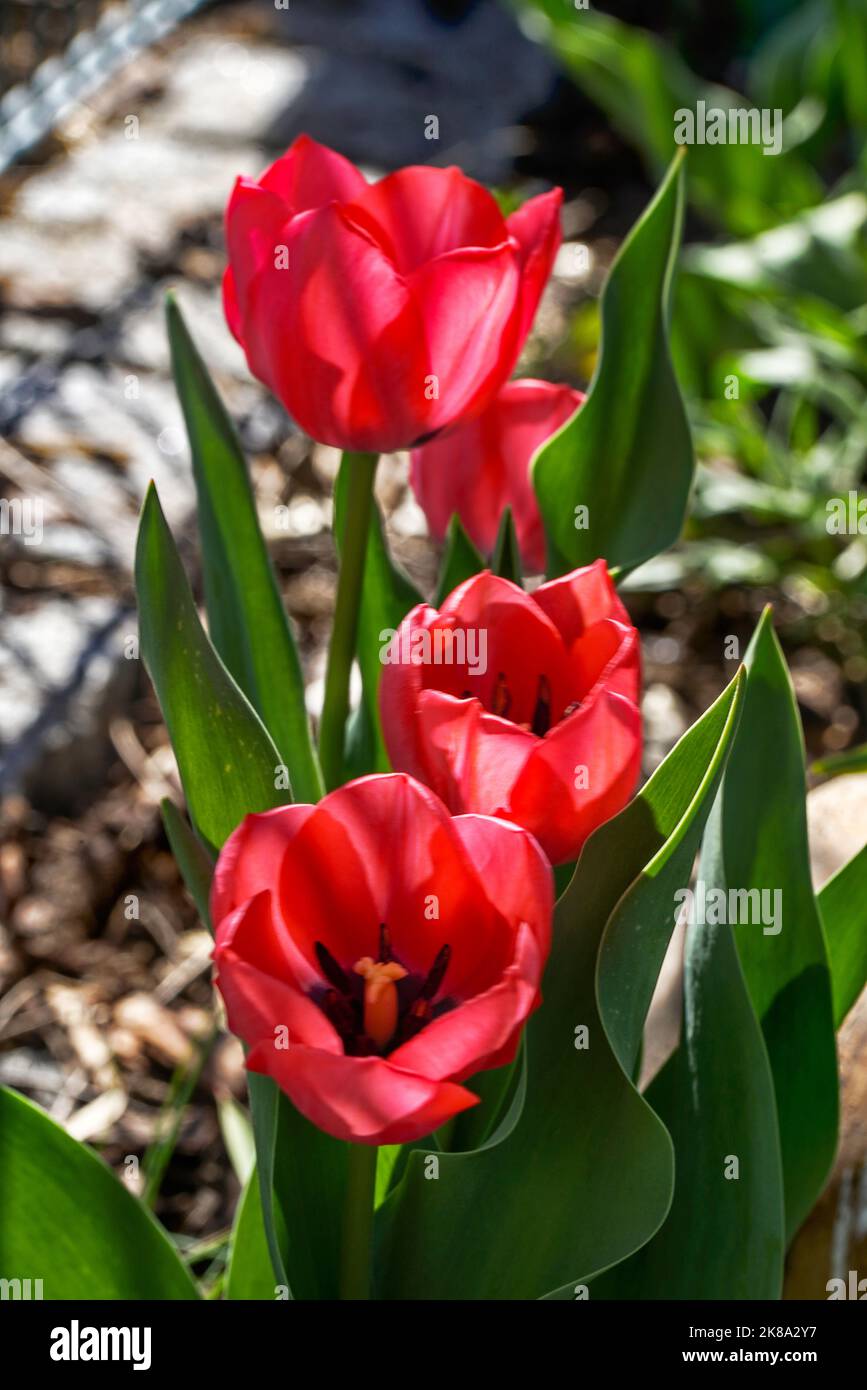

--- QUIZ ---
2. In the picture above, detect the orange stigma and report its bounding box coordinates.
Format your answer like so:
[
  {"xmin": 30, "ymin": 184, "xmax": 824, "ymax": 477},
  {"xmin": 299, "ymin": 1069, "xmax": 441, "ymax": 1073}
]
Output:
[{"xmin": 353, "ymin": 956, "xmax": 408, "ymax": 1048}]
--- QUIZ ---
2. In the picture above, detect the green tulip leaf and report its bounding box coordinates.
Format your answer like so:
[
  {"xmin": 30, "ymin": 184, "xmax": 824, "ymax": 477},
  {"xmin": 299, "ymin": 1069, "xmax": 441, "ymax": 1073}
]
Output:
[
  {"xmin": 718, "ymin": 608, "xmax": 838, "ymax": 1241},
  {"xmin": 817, "ymin": 840, "xmax": 867, "ymax": 1028},
  {"xmin": 812, "ymin": 742, "xmax": 867, "ymax": 778},
  {"xmin": 166, "ymin": 294, "xmax": 323, "ymax": 803},
  {"xmin": 582, "ymin": 783, "xmax": 785, "ymax": 1301},
  {"xmin": 136, "ymin": 487, "xmax": 346, "ymax": 1299},
  {"xmin": 533, "ymin": 152, "xmax": 694, "ymax": 578},
  {"xmin": 374, "ymin": 668, "xmax": 744, "ymax": 1298},
  {"xmin": 491, "ymin": 506, "xmax": 523, "ymax": 585},
  {"xmin": 0, "ymin": 1087, "xmax": 198, "ymax": 1299},
  {"xmin": 160, "ymin": 797, "xmax": 214, "ymax": 928},
  {"xmin": 435, "ymin": 514, "xmax": 485, "ymax": 606},
  {"xmin": 135, "ymin": 484, "xmax": 285, "ymax": 854},
  {"xmin": 226, "ymin": 1168, "xmax": 278, "ymax": 1301}
]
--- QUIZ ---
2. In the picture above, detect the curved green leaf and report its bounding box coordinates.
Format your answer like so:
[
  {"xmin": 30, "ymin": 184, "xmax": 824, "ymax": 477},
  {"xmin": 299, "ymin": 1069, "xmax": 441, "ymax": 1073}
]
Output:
[
  {"xmin": 435, "ymin": 515, "xmax": 484, "ymax": 606},
  {"xmin": 374, "ymin": 669, "xmax": 744, "ymax": 1299},
  {"xmin": 135, "ymin": 484, "xmax": 285, "ymax": 854},
  {"xmin": 160, "ymin": 797, "xmax": 214, "ymax": 928},
  {"xmin": 167, "ymin": 294, "xmax": 323, "ymax": 803},
  {"xmin": 533, "ymin": 153, "xmax": 693, "ymax": 577},
  {"xmin": 0, "ymin": 1087, "xmax": 198, "ymax": 1300},
  {"xmin": 723, "ymin": 608, "xmax": 838, "ymax": 1240},
  {"xmin": 137, "ymin": 487, "xmax": 346, "ymax": 1300},
  {"xmin": 817, "ymin": 840, "xmax": 867, "ymax": 1027},
  {"xmin": 584, "ymin": 786, "xmax": 785, "ymax": 1301},
  {"xmin": 226, "ymin": 1168, "xmax": 277, "ymax": 1301}
]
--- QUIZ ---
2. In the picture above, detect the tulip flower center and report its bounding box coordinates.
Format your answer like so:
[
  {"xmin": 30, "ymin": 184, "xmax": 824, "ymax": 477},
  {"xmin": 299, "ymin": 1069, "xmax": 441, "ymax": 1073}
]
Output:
[
  {"xmin": 313, "ymin": 924, "xmax": 452, "ymax": 1056},
  {"xmin": 352, "ymin": 957, "xmax": 408, "ymax": 1048},
  {"xmin": 466, "ymin": 671, "xmax": 580, "ymax": 737}
]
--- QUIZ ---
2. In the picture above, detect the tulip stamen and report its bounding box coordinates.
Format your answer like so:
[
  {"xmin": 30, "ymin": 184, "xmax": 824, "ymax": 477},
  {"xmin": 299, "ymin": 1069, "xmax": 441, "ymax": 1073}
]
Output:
[
  {"xmin": 420, "ymin": 943, "xmax": 451, "ymax": 1001},
  {"xmin": 531, "ymin": 675, "xmax": 552, "ymax": 737},
  {"xmin": 313, "ymin": 931, "xmax": 453, "ymax": 1054},
  {"xmin": 315, "ymin": 940, "xmax": 352, "ymax": 994},
  {"xmin": 393, "ymin": 943, "xmax": 452, "ymax": 1045},
  {"xmin": 353, "ymin": 956, "xmax": 409, "ymax": 1049},
  {"xmin": 492, "ymin": 672, "xmax": 512, "ymax": 719},
  {"xmin": 379, "ymin": 921, "xmax": 393, "ymax": 963}
]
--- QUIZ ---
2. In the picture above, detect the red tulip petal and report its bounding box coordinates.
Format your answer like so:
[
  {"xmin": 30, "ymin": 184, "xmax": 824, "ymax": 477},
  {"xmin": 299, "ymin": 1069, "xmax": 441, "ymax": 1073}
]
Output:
[
  {"xmin": 407, "ymin": 244, "xmax": 522, "ymax": 433},
  {"xmin": 211, "ymin": 803, "xmax": 315, "ymax": 926},
  {"xmin": 452, "ymin": 813, "xmax": 553, "ymax": 961},
  {"xmin": 391, "ymin": 816, "xmax": 553, "ymax": 1082},
  {"xmin": 222, "ymin": 265, "xmax": 243, "ymax": 342},
  {"xmin": 434, "ymin": 570, "xmax": 571, "ymax": 723},
  {"xmin": 277, "ymin": 775, "xmax": 512, "ymax": 994},
  {"xmin": 224, "ymin": 176, "xmax": 291, "ymax": 322},
  {"xmin": 390, "ymin": 921, "xmax": 543, "ymax": 1082},
  {"xmin": 505, "ymin": 186, "xmax": 563, "ymax": 344},
  {"xmin": 258, "ymin": 134, "xmax": 367, "ymax": 214},
  {"xmin": 378, "ymin": 603, "xmax": 438, "ymax": 781},
  {"xmin": 570, "ymin": 619, "xmax": 641, "ymax": 704},
  {"xmin": 345, "ymin": 165, "xmax": 507, "ymax": 274},
  {"xmin": 245, "ymin": 203, "xmax": 429, "ymax": 451},
  {"xmin": 246, "ymin": 1041, "xmax": 477, "ymax": 1145},
  {"xmin": 414, "ymin": 689, "xmax": 536, "ymax": 820},
  {"xmin": 214, "ymin": 892, "xmax": 341, "ymax": 1053},
  {"xmin": 507, "ymin": 688, "xmax": 642, "ymax": 864},
  {"xmin": 410, "ymin": 378, "xmax": 582, "ymax": 573},
  {"xmin": 495, "ymin": 380, "xmax": 583, "ymax": 572},
  {"xmin": 532, "ymin": 557, "xmax": 632, "ymax": 639},
  {"xmin": 409, "ymin": 415, "xmax": 491, "ymax": 549}
]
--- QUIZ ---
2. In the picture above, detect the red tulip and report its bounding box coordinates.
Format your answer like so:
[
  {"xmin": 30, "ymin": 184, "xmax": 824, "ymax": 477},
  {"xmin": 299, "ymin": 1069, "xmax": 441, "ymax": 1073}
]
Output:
[
  {"xmin": 212, "ymin": 773, "xmax": 552, "ymax": 1145},
  {"xmin": 410, "ymin": 378, "xmax": 584, "ymax": 574},
  {"xmin": 380, "ymin": 562, "xmax": 641, "ymax": 865},
  {"xmin": 223, "ymin": 136, "xmax": 562, "ymax": 452}
]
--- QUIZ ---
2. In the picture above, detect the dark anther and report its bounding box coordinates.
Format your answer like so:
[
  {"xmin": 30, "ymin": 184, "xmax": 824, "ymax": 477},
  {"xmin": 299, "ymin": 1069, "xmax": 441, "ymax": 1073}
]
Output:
[
  {"xmin": 320, "ymin": 988, "xmax": 357, "ymax": 1041},
  {"xmin": 379, "ymin": 922, "xmax": 393, "ymax": 963},
  {"xmin": 531, "ymin": 675, "xmax": 552, "ymax": 738},
  {"xmin": 420, "ymin": 943, "xmax": 451, "ymax": 1000},
  {"xmin": 492, "ymin": 672, "xmax": 511, "ymax": 719},
  {"xmin": 315, "ymin": 940, "xmax": 351, "ymax": 993},
  {"xmin": 315, "ymin": 931, "xmax": 452, "ymax": 1055}
]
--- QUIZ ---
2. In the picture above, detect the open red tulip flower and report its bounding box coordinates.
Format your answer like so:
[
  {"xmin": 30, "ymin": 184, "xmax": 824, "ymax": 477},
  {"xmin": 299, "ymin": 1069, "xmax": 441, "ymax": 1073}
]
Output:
[
  {"xmin": 222, "ymin": 135, "xmax": 562, "ymax": 453},
  {"xmin": 211, "ymin": 773, "xmax": 552, "ymax": 1146},
  {"xmin": 411, "ymin": 378, "xmax": 584, "ymax": 574},
  {"xmin": 380, "ymin": 561, "xmax": 642, "ymax": 866}
]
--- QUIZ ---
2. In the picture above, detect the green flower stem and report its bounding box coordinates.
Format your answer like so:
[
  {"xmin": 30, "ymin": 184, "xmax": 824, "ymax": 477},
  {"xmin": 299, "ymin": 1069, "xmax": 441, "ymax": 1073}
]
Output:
[
  {"xmin": 339, "ymin": 1142, "xmax": 378, "ymax": 1299},
  {"xmin": 319, "ymin": 451, "xmax": 378, "ymax": 791}
]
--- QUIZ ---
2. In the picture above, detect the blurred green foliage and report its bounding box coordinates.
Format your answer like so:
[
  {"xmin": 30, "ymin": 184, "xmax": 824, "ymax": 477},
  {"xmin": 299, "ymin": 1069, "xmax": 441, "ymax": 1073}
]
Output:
[{"xmin": 516, "ymin": 0, "xmax": 867, "ymax": 698}]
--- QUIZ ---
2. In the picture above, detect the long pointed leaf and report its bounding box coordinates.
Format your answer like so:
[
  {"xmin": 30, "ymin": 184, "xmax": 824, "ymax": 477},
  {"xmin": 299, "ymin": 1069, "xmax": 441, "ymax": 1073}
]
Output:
[
  {"xmin": 722, "ymin": 608, "xmax": 838, "ymax": 1240},
  {"xmin": 533, "ymin": 153, "xmax": 693, "ymax": 577},
  {"xmin": 584, "ymin": 783, "xmax": 785, "ymax": 1300},
  {"xmin": 0, "ymin": 1087, "xmax": 198, "ymax": 1299},
  {"xmin": 375, "ymin": 669, "xmax": 744, "ymax": 1298},
  {"xmin": 137, "ymin": 487, "xmax": 345, "ymax": 1298},
  {"xmin": 435, "ymin": 514, "xmax": 485, "ymax": 606},
  {"xmin": 167, "ymin": 294, "xmax": 322, "ymax": 802},
  {"xmin": 817, "ymin": 841, "xmax": 867, "ymax": 1027},
  {"xmin": 135, "ymin": 484, "xmax": 285, "ymax": 853}
]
